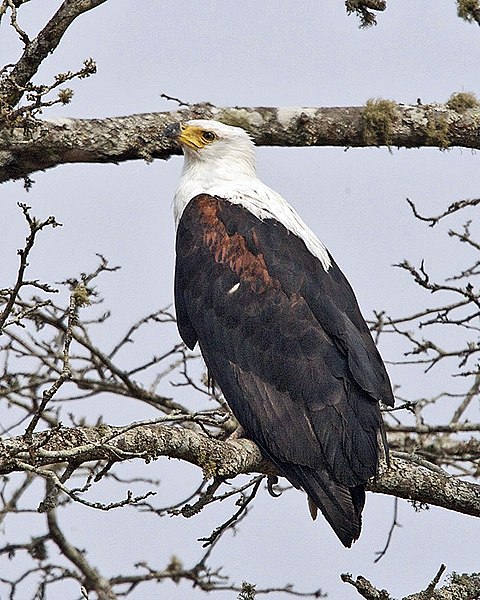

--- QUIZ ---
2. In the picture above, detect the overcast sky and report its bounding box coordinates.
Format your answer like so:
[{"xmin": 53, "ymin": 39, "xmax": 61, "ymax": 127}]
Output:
[{"xmin": 1, "ymin": 2, "xmax": 480, "ymax": 599}]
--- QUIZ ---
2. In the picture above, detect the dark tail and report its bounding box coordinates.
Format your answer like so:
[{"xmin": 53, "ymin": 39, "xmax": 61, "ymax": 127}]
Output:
[{"xmin": 288, "ymin": 465, "xmax": 365, "ymax": 547}]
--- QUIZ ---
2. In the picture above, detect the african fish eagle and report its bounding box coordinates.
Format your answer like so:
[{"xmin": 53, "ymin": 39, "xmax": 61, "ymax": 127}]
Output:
[{"xmin": 165, "ymin": 119, "xmax": 394, "ymax": 547}]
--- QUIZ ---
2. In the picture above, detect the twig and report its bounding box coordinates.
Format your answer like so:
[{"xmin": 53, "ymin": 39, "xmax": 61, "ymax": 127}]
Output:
[
  {"xmin": 45, "ymin": 480, "xmax": 116, "ymax": 600},
  {"xmin": 160, "ymin": 93, "xmax": 191, "ymax": 107},
  {"xmin": 374, "ymin": 497, "xmax": 401, "ymax": 563},
  {"xmin": 406, "ymin": 197, "xmax": 480, "ymax": 227},
  {"xmin": 199, "ymin": 476, "xmax": 262, "ymax": 547},
  {"xmin": 23, "ymin": 282, "xmax": 82, "ymax": 440},
  {"xmin": 424, "ymin": 564, "xmax": 447, "ymax": 595},
  {"xmin": 0, "ymin": 203, "xmax": 60, "ymax": 332}
]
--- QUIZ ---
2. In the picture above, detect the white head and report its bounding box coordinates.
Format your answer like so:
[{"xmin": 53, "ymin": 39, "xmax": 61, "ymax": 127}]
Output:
[
  {"xmin": 167, "ymin": 119, "xmax": 259, "ymax": 223},
  {"xmin": 167, "ymin": 119, "xmax": 256, "ymax": 178}
]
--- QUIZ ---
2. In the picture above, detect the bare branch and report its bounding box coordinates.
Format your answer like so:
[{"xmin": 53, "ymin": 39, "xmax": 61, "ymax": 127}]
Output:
[
  {"xmin": 343, "ymin": 567, "xmax": 480, "ymax": 600},
  {"xmin": 1, "ymin": 423, "xmax": 479, "ymax": 519},
  {"xmin": 0, "ymin": 0, "xmax": 106, "ymax": 107},
  {"xmin": 374, "ymin": 498, "xmax": 401, "ymax": 563},
  {"xmin": 341, "ymin": 573, "xmax": 391, "ymax": 600},
  {"xmin": 0, "ymin": 203, "xmax": 60, "ymax": 331},
  {"xmin": 2, "ymin": 100, "xmax": 480, "ymax": 182},
  {"xmin": 385, "ymin": 422, "xmax": 480, "ymax": 434},
  {"xmin": 407, "ymin": 197, "xmax": 480, "ymax": 227},
  {"xmin": 451, "ymin": 372, "xmax": 480, "ymax": 423},
  {"xmin": 46, "ymin": 482, "xmax": 116, "ymax": 600},
  {"xmin": 198, "ymin": 476, "xmax": 263, "ymax": 548},
  {"xmin": 368, "ymin": 454, "xmax": 480, "ymax": 518},
  {"xmin": 22, "ymin": 282, "xmax": 83, "ymax": 440}
]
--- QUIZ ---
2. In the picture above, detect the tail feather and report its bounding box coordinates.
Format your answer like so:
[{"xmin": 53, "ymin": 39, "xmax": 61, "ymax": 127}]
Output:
[{"xmin": 290, "ymin": 466, "xmax": 365, "ymax": 547}]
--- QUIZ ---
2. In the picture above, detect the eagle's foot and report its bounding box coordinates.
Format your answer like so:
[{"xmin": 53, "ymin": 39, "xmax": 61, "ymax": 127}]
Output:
[{"xmin": 227, "ymin": 424, "xmax": 245, "ymax": 440}]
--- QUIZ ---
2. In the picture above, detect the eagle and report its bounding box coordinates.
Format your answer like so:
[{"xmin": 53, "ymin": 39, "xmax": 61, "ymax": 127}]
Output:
[{"xmin": 165, "ymin": 119, "xmax": 394, "ymax": 547}]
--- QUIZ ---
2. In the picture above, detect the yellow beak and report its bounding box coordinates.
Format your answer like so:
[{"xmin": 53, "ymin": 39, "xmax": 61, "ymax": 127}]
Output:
[{"xmin": 164, "ymin": 123, "xmax": 208, "ymax": 150}]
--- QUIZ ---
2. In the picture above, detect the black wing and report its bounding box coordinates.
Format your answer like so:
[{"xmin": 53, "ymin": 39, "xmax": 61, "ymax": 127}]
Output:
[{"xmin": 174, "ymin": 194, "xmax": 394, "ymax": 547}]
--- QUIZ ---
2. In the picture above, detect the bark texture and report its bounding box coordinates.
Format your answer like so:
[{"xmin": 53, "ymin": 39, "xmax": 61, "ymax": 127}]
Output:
[
  {"xmin": 2, "ymin": 102, "xmax": 480, "ymax": 183},
  {"xmin": 343, "ymin": 570, "xmax": 480, "ymax": 600},
  {"xmin": 1, "ymin": 422, "xmax": 479, "ymax": 519}
]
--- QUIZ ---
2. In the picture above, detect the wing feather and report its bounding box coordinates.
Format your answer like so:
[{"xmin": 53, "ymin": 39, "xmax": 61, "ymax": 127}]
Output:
[{"xmin": 174, "ymin": 194, "xmax": 394, "ymax": 546}]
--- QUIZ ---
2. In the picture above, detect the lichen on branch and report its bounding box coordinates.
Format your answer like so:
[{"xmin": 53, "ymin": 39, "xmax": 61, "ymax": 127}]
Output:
[{"xmin": 2, "ymin": 98, "xmax": 480, "ymax": 184}]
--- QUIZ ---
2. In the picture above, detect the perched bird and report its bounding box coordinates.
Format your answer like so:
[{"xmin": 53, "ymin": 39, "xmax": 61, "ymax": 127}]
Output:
[{"xmin": 166, "ymin": 119, "xmax": 394, "ymax": 547}]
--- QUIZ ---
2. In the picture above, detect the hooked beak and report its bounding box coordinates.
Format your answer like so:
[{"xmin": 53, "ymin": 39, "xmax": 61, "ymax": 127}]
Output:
[
  {"xmin": 164, "ymin": 122, "xmax": 182, "ymax": 140},
  {"xmin": 163, "ymin": 122, "xmax": 206, "ymax": 151}
]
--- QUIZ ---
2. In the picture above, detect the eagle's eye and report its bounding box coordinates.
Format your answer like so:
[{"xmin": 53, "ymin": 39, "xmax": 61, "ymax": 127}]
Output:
[{"xmin": 202, "ymin": 131, "xmax": 216, "ymax": 143}]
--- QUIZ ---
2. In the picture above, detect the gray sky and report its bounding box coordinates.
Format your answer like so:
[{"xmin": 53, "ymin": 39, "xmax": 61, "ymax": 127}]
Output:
[{"xmin": 1, "ymin": 2, "xmax": 480, "ymax": 598}]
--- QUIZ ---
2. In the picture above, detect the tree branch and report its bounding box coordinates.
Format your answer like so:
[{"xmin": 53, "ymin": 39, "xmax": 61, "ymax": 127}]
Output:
[
  {"xmin": 457, "ymin": 0, "xmax": 480, "ymax": 26},
  {"xmin": 46, "ymin": 482, "xmax": 116, "ymax": 600},
  {"xmin": 345, "ymin": 0, "xmax": 387, "ymax": 27},
  {"xmin": 0, "ymin": 0, "xmax": 107, "ymax": 107},
  {"xmin": 1, "ymin": 422, "xmax": 479, "ymax": 519},
  {"xmin": 387, "ymin": 431, "xmax": 480, "ymax": 464},
  {"xmin": 367, "ymin": 454, "xmax": 480, "ymax": 518},
  {"xmin": 342, "ymin": 568, "xmax": 480, "ymax": 600},
  {"xmin": 2, "ymin": 100, "xmax": 480, "ymax": 182},
  {"xmin": 0, "ymin": 421, "xmax": 264, "ymax": 479}
]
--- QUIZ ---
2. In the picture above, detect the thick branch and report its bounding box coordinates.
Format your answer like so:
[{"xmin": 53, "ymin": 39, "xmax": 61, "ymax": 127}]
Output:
[
  {"xmin": 367, "ymin": 455, "xmax": 480, "ymax": 518},
  {"xmin": 1, "ymin": 423, "xmax": 479, "ymax": 518},
  {"xmin": 0, "ymin": 422, "xmax": 265, "ymax": 480},
  {"xmin": 2, "ymin": 101, "xmax": 480, "ymax": 182}
]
